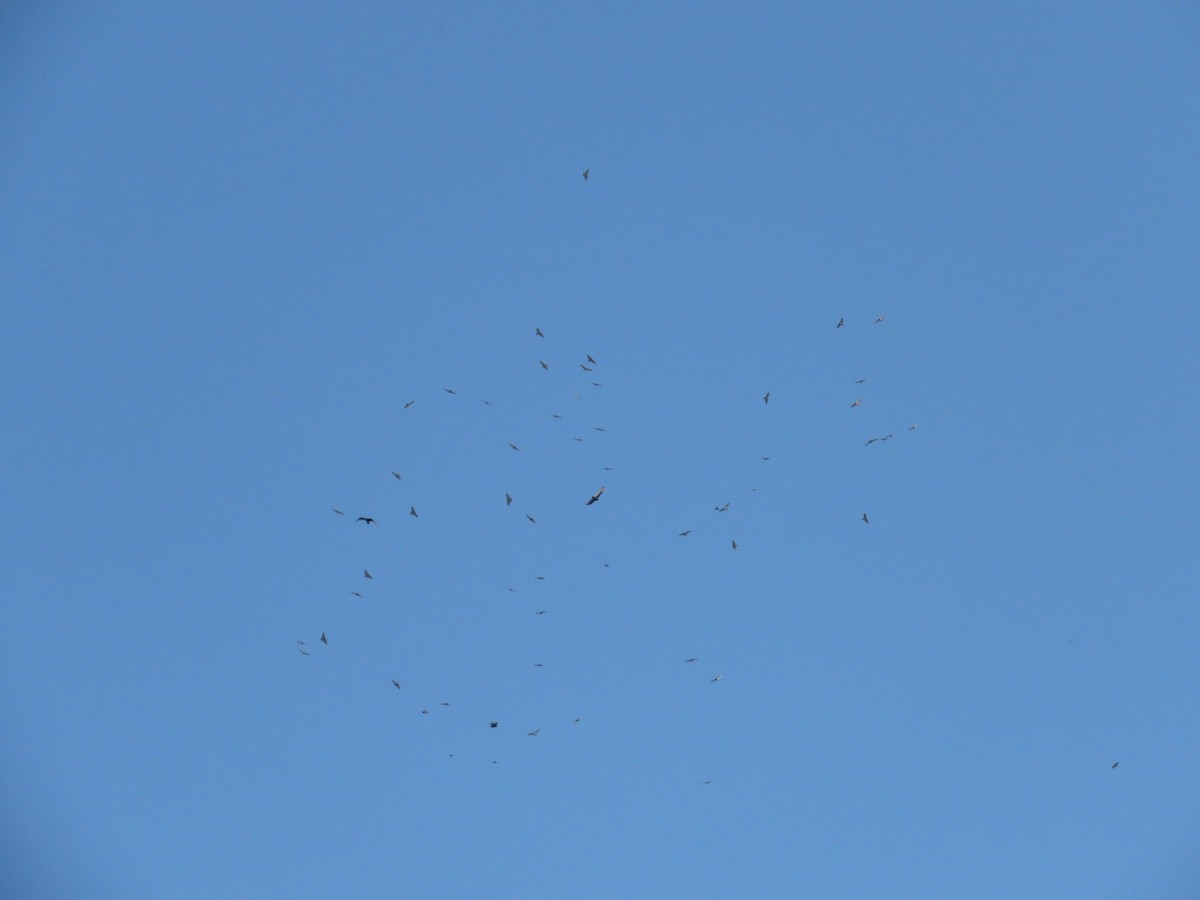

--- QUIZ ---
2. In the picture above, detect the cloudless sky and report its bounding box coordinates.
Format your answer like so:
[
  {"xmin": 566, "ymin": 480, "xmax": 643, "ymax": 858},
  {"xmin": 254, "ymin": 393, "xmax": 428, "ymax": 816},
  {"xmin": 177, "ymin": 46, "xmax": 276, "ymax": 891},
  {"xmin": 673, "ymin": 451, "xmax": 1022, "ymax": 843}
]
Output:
[{"xmin": 3, "ymin": 3, "xmax": 1198, "ymax": 897}]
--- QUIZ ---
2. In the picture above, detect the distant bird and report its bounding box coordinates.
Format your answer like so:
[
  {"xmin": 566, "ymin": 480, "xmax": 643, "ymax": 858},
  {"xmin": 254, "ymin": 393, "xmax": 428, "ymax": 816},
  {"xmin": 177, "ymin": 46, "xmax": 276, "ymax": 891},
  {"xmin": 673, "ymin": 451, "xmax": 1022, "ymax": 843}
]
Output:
[
  {"xmin": 421, "ymin": 709, "xmax": 429, "ymax": 715},
  {"xmin": 526, "ymin": 514, "xmax": 537, "ymax": 524},
  {"xmin": 763, "ymin": 391, "xmax": 770, "ymax": 404},
  {"xmin": 535, "ymin": 327, "xmax": 544, "ymax": 337},
  {"xmin": 356, "ymin": 516, "xmax": 376, "ymax": 525},
  {"xmin": 533, "ymin": 663, "xmax": 544, "ymax": 667},
  {"xmin": 550, "ymin": 413, "xmax": 562, "ymax": 418},
  {"xmin": 534, "ymin": 610, "xmax": 547, "ymax": 615},
  {"xmin": 850, "ymin": 398, "xmax": 862, "ymax": 408},
  {"xmin": 573, "ymin": 717, "xmax": 583, "ymax": 724},
  {"xmin": 392, "ymin": 471, "xmax": 402, "ymax": 480},
  {"xmin": 332, "ymin": 508, "xmax": 345, "ymax": 516},
  {"xmin": 528, "ymin": 728, "xmax": 540, "ymax": 736},
  {"xmin": 880, "ymin": 434, "xmax": 894, "ymax": 441},
  {"xmin": 509, "ymin": 442, "xmax": 520, "ymax": 451},
  {"xmin": 409, "ymin": 506, "xmax": 418, "ymax": 518},
  {"xmin": 440, "ymin": 702, "xmax": 450, "ymax": 707},
  {"xmin": 909, "ymin": 423, "xmax": 919, "ymax": 430},
  {"xmin": 604, "ymin": 466, "xmax": 614, "ymax": 471},
  {"xmin": 298, "ymin": 648, "xmax": 310, "ymax": 656},
  {"xmin": 710, "ymin": 674, "xmax": 722, "ymax": 683},
  {"xmin": 443, "ymin": 388, "xmax": 456, "ymax": 394},
  {"xmin": 581, "ymin": 364, "xmax": 593, "ymax": 371},
  {"xmin": 320, "ymin": 633, "xmax": 328, "ymax": 645},
  {"xmin": 505, "ymin": 493, "xmax": 513, "ymax": 506},
  {"xmin": 574, "ymin": 437, "xmax": 583, "ymax": 442},
  {"xmin": 715, "ymin": 503, "xmax": 730, "ymax": 512},
  {"xmin": 1112, "ymin": 761, "xmax": 1119, "ymax": 769},
  {"xmin": 296, "ymin": 640, "xmax": 306, "ymax": 645},
  {"xmin": 862, "ymin": 513, "xmax": 869, "ymax": 524},
  {"xmin": 594, "ymin": 426, "xmax": 606, "ymax": 432},
  {"xmin": 482, "ymin": 399, "xmax": 492, "ymax": 405},
  {"xmin": 586, "ymin": 486, "xmax": 606, "ymax": 505},
  {"xmin": 364, "ymin": 569, "xmax": 373, "ymax": 579},
  {"xmin": 865, "ymin": 438, "xmax": 878, "ymax": 445},
  {"xmin": 350, "ymin": 591, "xmax": 363, "ymax": 598},
  {"xmin": 855, "ymin": 379, "xmax": 866, "ymax": 384},
  {"xmin": 403, "ymin": 400, "xmax": 415, "ymax": 408},
  {"xmin": 391, "ymin": 680, "xmax": 401, "ymax": 690},
  {"xmin": 761, "ymin": 456, "xmax": 770, "ymax": 461},
  {"xmin": 684, "ymin": 657, "xmax": 698, "ymax": 663},
  {"xmin": 507, "ymin": 586, "xmax": 516, "ymax": 592},
  {"xmin": 679, "ymin": 530, "xmax": 692, "ymax": 536},
  {"xmin": 591, "ymin": 381, "xmax": 603, "ymax": 387},
  {"xmin": 534, "ymin": 576, "xmax": 546, "ymax": 581},
  {"xmin": 587, "ymin": 354, "xmax": 596, "ymax": 364},
  {"xmin": 540, "ymin": 360, "xmax": 549, "ymax": 370},
  {"xmin": 702, "ymin": 780, "xmax": 713, "ymax": 785},
  {"xmin": 582, "ymin": 169, "xmax": 589, "ymax": 181},
  {"xmin": 490, "ymin": 721, "xmax": 499, "ymax": 728},
  {"xmin": 875, "ymin": 314, "xmax": 886, "ymax": 323},
  {"xmin": 837, "ymin": 318, "xmax": 845, "ymax": 328},
  {"xmin": 731, "ymin": 540, "xmax": 738, "ymax": 550}
]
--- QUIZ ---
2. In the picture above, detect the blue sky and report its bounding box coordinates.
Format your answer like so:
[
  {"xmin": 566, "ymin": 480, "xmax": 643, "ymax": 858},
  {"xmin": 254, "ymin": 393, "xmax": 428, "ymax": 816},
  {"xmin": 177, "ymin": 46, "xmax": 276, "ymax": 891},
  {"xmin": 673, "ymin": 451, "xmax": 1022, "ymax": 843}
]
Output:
[{"xmin": 2, "ymin": 3, "xmax": 1198, "ymax": 897}]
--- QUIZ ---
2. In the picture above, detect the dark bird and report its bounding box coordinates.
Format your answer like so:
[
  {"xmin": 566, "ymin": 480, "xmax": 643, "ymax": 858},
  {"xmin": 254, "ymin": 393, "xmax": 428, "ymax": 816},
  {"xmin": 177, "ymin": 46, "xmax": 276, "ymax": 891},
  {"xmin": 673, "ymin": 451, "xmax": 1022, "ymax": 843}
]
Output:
[
  {"xmin": 391, "ymin": 680, "xmax": 401, "ymax": 690},
  {"xmin": 850, "ymin": 398, "xmax": 862, "ymax": 408},
  {"xmin": 862, "ymin": 513, "xmax": 869, "ymax": 524},
  {"xmin": 710, "ymin": 674, "xmax": 722, "ymax": 683},
  {"xmin": 350, "ymin": 591, "xmax": 363, "ymax": 598},
  {"xmin": 761, "ymin": 456, "xmax": 770, "ymax": 461},
  {"xmin": 679, "ymin": 530, "xmax": 692, "ymax": 536},
  {"xmin": 509, "ymin": 442, "xmax": 520, "ymax": 451},
  {"xmin": 296, "ymin": 640, "xmax": 306, "ymax": 645},
  {"xmin": 298, "ymin": 648, "xmax": 310, "ymax": 656},
  {"xmin": 392, "ymin": 471, "xmax": 402, "ymax": 480},
  {"xmin": 875, "ymin": 314, "xmax": 886, "ymax": 323},
  {"xmin": 581, "ymin": 364, "xmax": 593, "ymax": 371},
  {"xmin": 526, "ymin": 514, "xmax": 537, "ymax": 524},
  {"xmin": 528, "ymin": 728, "xmax": 540, "ymax": 736},
  {"xmin": 594, "ymin": 426, "xmax": 606, "ymax": 432},
  {"xmin": 909, "ymin": 423, "xmax": 919, "ymax": 430},
  {"xmin": 1112, "ymin": 761, "xmax": 1119, "ymax": 769},
  {"xmin": 715, "ymin": 503, "xmax": 730, "ymax": 512},
  {"xmin": 574, "ymin": 437, "xmax": 583, "ymax": 442},
  {"xmin": 540, "ymin": 360, "xmax": 549, "ymax": 370},
  {"xmin": 533, "ymin": 663, "xmax": 544, "ymax": 668},
  {"xmin": 535, "ymin": 610, "xmax": 547, "ymax": 615},
  {"xmin": 364, "ymin": 569, "xmax": 373, "ymax": 579},
  {"xmin": 332, "ymin": 508, "xmax": 345, "ymax": 516},
  {"xmin": 865, "ymin": 438, "xmax": 878, "ymax": 445},
  {"xmin": 855, "ymin": 379, "xmax": 866, "ymax": 384},
  {"xmin": 505, "ymin": 493, "xmax": 513, "ymax": 506},
  {"xmin": 685, "ymin": 657, "xmax": 698, "ymax": 663},
  {"xmin": 534, "ymin": 576, "xmax": 546, "ymax": 581},
  {"xmin": 763, "ymin": 391, "xmax": 770, "ymax": 404},
  {"xmin": 837, "ymin": 318, "xmax": 845, "ymax": 328},
  {"xmin": 443, "ymin": 388, "xmax": 456, "ymax": 394},
  {"xmin": 604, "ymin": 466, "xmax": 614, "ymax": 471},
  {"xmin": 880, "ymin": 434, "xmax": 894, "ymax": 441},
  {"xmin": 320, "ymin": 633, "xmax": 328, "ymax": 645},
  {"xmin": 507, "ymin": 586, "xmax": 516, "ymax": 592},
  {"xmin": 573, "ymin": 717, "xmax": 583, "ymax": 724},
  {"xmin": 409, "ymin": 506, "xmax": 418, "ymax": 518},
  {"xmin": 535, "ymin": 327, "xmax": 544, "ymax": 337},
  {"xmin": 586, "ymin": 486, "xmax": 606, "ymax": 505},
  {"xmin": 490, "ymin": 721, "xmax": 499, "ymax": 728},
  {"xmin": 702, "ymin": 780, "xmax": 713, "ymax": 785},
  {"xmin": 421, "ymin": 709, "xmax": 430, "ymax": 715},
  {"xmin": 587, "ymin": 354, "xmax": 596, "ymax": 364},
  {"xmin": 356, "ymin": 516, "xmax": 376, "ymax": 525},
  {"xmin": 731, "ymin": 540, "xmax": 738, "ymax": 550},
  {"xmin": 591, "ymin": 381, "xmax": 602, "ymax": 387},
  {"xmin": 440, "ymin": 702, "xmax": 450, "ymax": 707},
  {"xmin": 550, "ymin": 413, "xmax": 562, "ymax": 418},
  {"xmin": 582, "ymin": 169, "xmax": 589, "ymax": 181},
  {"xmin": 403, "ymin": 400, "xmax": 415, "ymax": 408}
]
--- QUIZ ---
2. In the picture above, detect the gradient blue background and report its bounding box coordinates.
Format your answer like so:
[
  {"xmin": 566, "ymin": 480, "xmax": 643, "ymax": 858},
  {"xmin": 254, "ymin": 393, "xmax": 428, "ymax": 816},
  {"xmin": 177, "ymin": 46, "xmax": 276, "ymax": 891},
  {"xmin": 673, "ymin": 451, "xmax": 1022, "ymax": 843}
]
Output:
[{"xmin": 3, "ymin": 3, "xmax": 1198, "ymax": 897}]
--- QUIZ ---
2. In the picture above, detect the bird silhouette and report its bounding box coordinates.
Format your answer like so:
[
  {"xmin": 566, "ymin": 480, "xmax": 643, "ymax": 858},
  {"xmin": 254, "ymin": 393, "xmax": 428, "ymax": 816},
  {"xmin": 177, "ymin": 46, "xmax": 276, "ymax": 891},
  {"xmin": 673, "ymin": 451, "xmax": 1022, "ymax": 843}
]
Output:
[
  {"xmin": 862, "ymin": 513, "xmax": 869, "ymax": 524},
  {"xmin": 356, "ymin": 516, "xmax": 375, "ymax": 525},
  {"xmin": 392, "ymin": 471, "xmax": 402, "ymax": 480},
  {"xmin": 837, "ymin": 317, "xmax": 845, "ymax": 328},
  {"xmin": 909, "ymin": 423, "xmax": 919, "ymax": 430},
  {"xmin": 586, "ymin": 486, "xmax": 606, "ymax": 505},
  {"xmin": 509, "ymin": 442, "xmax": 520, "ymax": 451},
  {"xmin": 540, "ymin": 360, "xmax": 549, "ymax": 370},
  {"xmin": 1112, "ymin": 761, "xmax": 1119, "ymax": 769},
  {"xmin": 320, "ymin": 633, "xmax": 328, "ymax": 645},
  {"xmin": 490, "ymin": 721, "xmax": 499, "ymax": 728},
  {"xmin": 403, "ymin": 400, "xmax": 415, "ymax": 408},
  {"xmin": 364, "ymin": 569, "xmax": 373, "ymax": 579},
  {"xmin": 391, "ymin": 680, "xmax": 401, "ymax": 690},
  {"xmin": 685, "ymin": 657, "xmax": 698, "ymax": 663},
  {"xmin": 710, "ymin": 675, "xmax": 722, "ymax": 683},
  {"xmin": 505, "ymin": 493, "xmax": 513, "ymax": 506},
  {"xmin": 528, "ymin": 728, "xmax": 540, "ymax": 736},
  {"xmin": 731, "ymin": 540, "xmax": 738, "ymax": 550},
  {"xmin": 443, "ymin": 388, "xmax": 456, "ymax": 395},
  {"xmin": 526, "ymin": 514, "xmax": 537, "ymax": 524},
  {"xmin": 587, "ymin": 354, "xmax": 596, "ymax": 364},
  {"xmin": 581, "ymin": 364, "xmax": 593, "ymax": 372},
  {"xmin": 679, "ymin": 530, "xmax": 692, "ymax": 536},
  {"xmin": 875, "ymin": 314, "xmax": 886, "ymax": 323},
  {"xmin": 534, "ymin": 610, "xmax": 547, "ymax": 615},
  {"xmin": 332, "ymin": 508, "xmax": 345, "ymax": 515},
  {"xmin": 850, "ymin": 398, "xmax": 862, "ymax": 408},
  {"xmin": 582, "ymin": 169, "xmax": 589, "ymax": 181},
  {"xmin": 763, "ymin": 391, "xmax": 770, "ymax": 404},
  {"xmin": 715, "ymin": 503, "xmax": 730, "ymax": 512},
  {"xmin": 350, "ymin": 591, "xmax": 363, "ymax": 598},
  {"xmin": 409, "ymin": 506, "xmax": 418, "ymax": 518},
  {"xmin": 535, "ymin": 327, "xmax": 544, "ymax": 337},
  {"xmin": 298, "ymin": 648, "xmax": 310, "ymax": 656}
]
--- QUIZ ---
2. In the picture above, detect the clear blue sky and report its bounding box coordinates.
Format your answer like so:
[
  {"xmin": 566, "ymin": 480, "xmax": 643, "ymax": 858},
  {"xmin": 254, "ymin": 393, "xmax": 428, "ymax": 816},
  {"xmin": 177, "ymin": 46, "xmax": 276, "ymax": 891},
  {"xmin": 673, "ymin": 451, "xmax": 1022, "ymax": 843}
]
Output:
[{"xmin": 3, "ymin": 3, "xmax": 1198, "ymax": 897}]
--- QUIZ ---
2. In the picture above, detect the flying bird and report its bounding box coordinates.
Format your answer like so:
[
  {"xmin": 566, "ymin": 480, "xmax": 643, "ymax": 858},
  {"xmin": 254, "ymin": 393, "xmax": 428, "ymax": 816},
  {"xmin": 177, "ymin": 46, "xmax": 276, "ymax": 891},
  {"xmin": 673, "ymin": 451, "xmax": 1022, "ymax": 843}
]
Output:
[
  {"xmin": 490, "ymin": 721, "xmax": 499, "ymax": 728},
  {"xmin": 392, "ymin": 471, "xmax": 402, "ymax": 480},
  {"xmin": 710, "ymin": 675, "xmax": 722, "ymax": 683},
  {"xmin": 731, "ymin": 540, "xmax": 738, "ymax": 550},
  {"xmin": 684, "ymin": 657, "xmax": 698, "ymax": 663},
  {"xmin": 526, "ymin": 514, "xmax": 537, "ymax": 524},
  {"xmin": 679, "ymin": 530, "xmax": 692, "ymax": 536},
  {"xmin": 332, "ymin": 508, "xmax": 345, "ymax": 516},
  {"xmin": 535, "ymin": 327, "xmax": 544, "ymax": 337},
  {"xmin": 586, "ymin": 354, "xmax": 596, "ymax": 364},
  {"xmin": 573, "ymin": 717, "xmax": 583, "ymax": 724},
  {"xmin": 837, "ymin": 318, "xmax": 845, "ymax": 328},
  {"xmin": 443, "ymin": 388, "xmax": 456, "ymax": 395},
  {"xmin": 865, "ymin": 438, "xmax": 878, "ymax": 445},
  {"xmin": 534, "ymin": 576, "xmax": 546, "ymax": 581},
  {"xmin": 298, "ymin": 648, "xmax": 310, "ymax": 656},
  {"xmin": 582, "ymin": 169, "xmax": 589, "ymax": 181},
  {"xmin": 320, "ymin": 633, "xmax": 328, "ymax": 645},
  {"xmin": 356, "ymin": 516, "xmax": 375, "ymax": 525},
  {"xmin": 403, "ymin": 400, "xmax": 415, "ymax": 408},
  {"xmin": 581, "ymin": 364, "xmax": 592, "ymax": 371},
  {"xmin": 421, "ymin": 709, "xmax": 429, "ymax": 715},
  {"xmin": 409, "ymin": 506, "xmax": 418, "ymax": 518},
  {"xmin": 702, "ymin": 780, "xmax": 713, "ymax": 785},
  {"xmin": 540, "ymin": 360, "xmax": 549, "ymax": 370},
  {"xmin": 505, "ymin": 493, "xmax": 513, "ymax": 506},
  {"xmin": 590, "ymin": 381, "xmax": 603, "ymax": 387},
  {"xmin": 594, "ymin": 426, "xmax": 606, "ymax": 432},
  {"xmin": 440, "ymin": 702, "xmax": 450, "ymax": 707},
  {"xmin": 763, "ymin": 392, "xmax": 770, "ymax": 404},
  {"xmin": 855, "ymin": 379, "xmax": 866, "ymax": 384},
  {"xmin": 715, "ymin": 503, "xmax": 730, "ymax": 512},
  {"xmin": 533, "ymin": 663, "xmax": 544, "ymax": 668},
  {"xmin": 350, "ymin": 591, "xmax": 363, "ymax": 598},
  {"xmin": 586, "ymin": 486, "xmax": 606, "ymax": 505},
  {"xmin": 528, "ymin": 728, "xmax": 540, "ymax": 736},
  {"xmin": 1112, "ymin": 761, "xmax": 1119, "ymax": 769},
  {"xmin": 391, "ymin": 680, "xmax": 401, "ymax": 690},
  {"xmin": 875, "ymin": 315, "xmax": 886, "ymax": 323},
  {"xmin": 850, "ymin": 398, "xmax": 862, "ymax": 408},
  {"xmin": 508, "ymin": 442, "xmax": 520, "ymax": 451},
  {"xmin": 534, "ymin": 610, "xmax": 547, "ymax": 615},
  {"xmin": 364, "ymin": 569, "xmax": 373, "ymax": 579},
  {"xmin": 550, "ymin": 413, "xmax": 562, "ymax": 418},
  {"xmin": 296, "ymin": 640, "xmax": 306, "ymax": 645},
  {"xmin": 909, "ymin": 423, "xmax": 919, "ymax": 430},
  {"xmin": 862, "ymin": 513, "xmax": 869, "ymax": 524}
]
